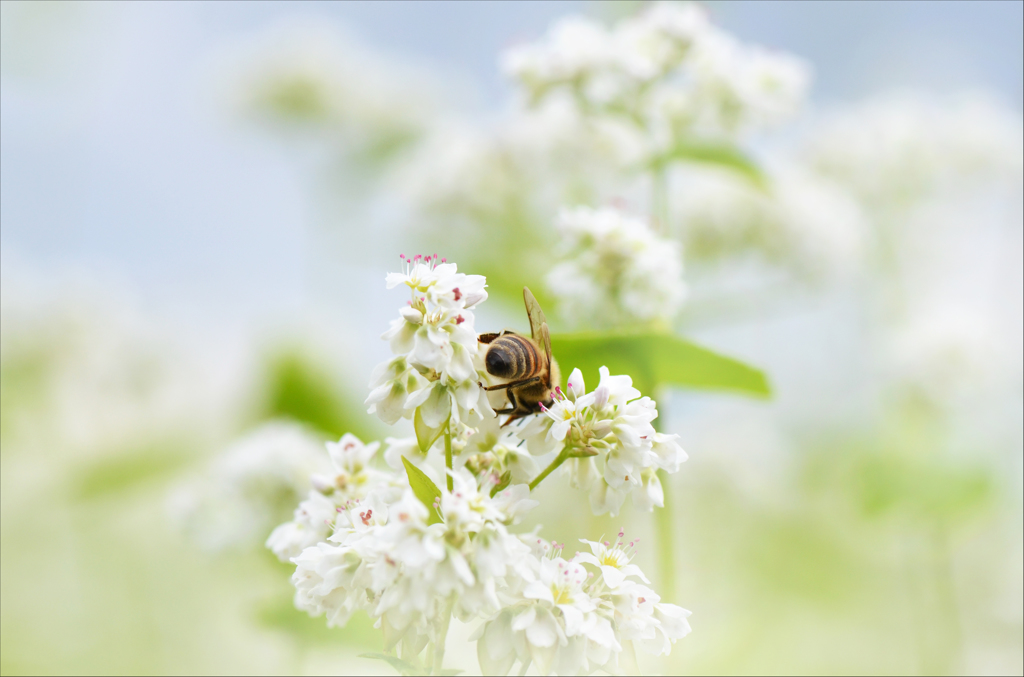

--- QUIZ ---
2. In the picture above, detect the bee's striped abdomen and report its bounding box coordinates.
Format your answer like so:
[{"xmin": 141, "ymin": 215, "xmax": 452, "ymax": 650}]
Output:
[{"xmin": 485, "ymin": 334, "xmax": 540, "ymax": 380}]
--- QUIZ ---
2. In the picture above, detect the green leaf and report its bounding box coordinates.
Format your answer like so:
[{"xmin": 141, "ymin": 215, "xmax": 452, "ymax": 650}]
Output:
[
  {"xmin": 401, "ymin": 456, "xmax": 444, "ymax": 525},
  {"xmin": 414, "ymin": 408, "xmax": 449, "ymax": 454},
  {"xmin": 359, "ymin": 652, "xmax": 421, "ymax": 676},
  {"xmin": 651, "ymin": 141, "xmax": 767, "ymax": 188},
  {"xmin": 550, "ymin": 330, "xmax": 770, "ymax": 399}
]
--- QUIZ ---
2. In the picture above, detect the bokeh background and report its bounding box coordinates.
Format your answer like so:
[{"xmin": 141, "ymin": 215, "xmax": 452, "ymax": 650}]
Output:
[{"xmin": 2, "ymin": 1, "xmax": 1021, "ymax": 675}]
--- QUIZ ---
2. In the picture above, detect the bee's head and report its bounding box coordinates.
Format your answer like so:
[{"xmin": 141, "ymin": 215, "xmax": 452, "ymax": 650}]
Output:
[{"xmin": 485, "ymin": 346, "xmax": 514, "ymax": 378}]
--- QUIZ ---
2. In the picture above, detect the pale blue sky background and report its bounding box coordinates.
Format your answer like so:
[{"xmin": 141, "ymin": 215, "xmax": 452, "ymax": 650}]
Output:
[{"xmin": 2, "ymin": 0, "xmax": 1022, "ymax": 332}]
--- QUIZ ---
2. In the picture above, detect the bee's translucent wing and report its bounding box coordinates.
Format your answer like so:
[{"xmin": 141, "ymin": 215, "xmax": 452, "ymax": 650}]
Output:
[
  {"xmin": 539, "ymin": 321, "xmax": 552, "ymax": 368},
  {"xmin": 523, "ymin": 287, "xmax": 548, "ymax": 341},
  {"xmin": 524, "ymin": 287, "xmax": 553, "ymax": 371}
]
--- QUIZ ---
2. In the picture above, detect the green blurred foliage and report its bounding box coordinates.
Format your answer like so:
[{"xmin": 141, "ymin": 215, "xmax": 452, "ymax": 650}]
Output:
[
  {"xmin": 259, "ymin": 347, "xmax": 376, "ymax": 441},
  {"xmin": 550, "ymin": 330, "xmax": 771, "ymax": 398},
  {"xmin": 71, "ymin": 440, "xmax": 199, "ymax": 501},
  {"xmin": 650, "ymin": 141, "xmax": 767, "ymax": 189}
]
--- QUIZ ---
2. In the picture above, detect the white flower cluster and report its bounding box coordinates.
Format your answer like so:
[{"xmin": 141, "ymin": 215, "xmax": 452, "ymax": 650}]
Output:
[
  {"xmin": 289, "ymin": 471, "xmax": 537, "ymax": 657},
  {"xmin": 475, "ymin": 533, "xmax": 691, "ymax": 676},
  {"xmin": 366, "ymin": 254, "xmax": 492, "ymax": 429},
  {"xmin": 521, "ymin": 367, "xmax": 687, "ymax": 517},
  {"xmin": 547, "ymin": 206, "xmax": 687, "ymax": 329},
  {"xmin": 262, "ymin": 259, "xmax": 691, "ymax": 673},
  {"xmin": 503, "ymin": 2, "xmax": 810, "ymax": 146},
  {"xmin": 266, "ymin": 433, "xmax": 402, "ymax": 560}
]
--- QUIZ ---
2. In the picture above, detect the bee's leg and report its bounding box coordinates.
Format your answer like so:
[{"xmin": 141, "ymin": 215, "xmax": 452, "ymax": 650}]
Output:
[
  {"xmin": 483, "ymin": 376, "xmax": 541, "ymax": 391},
  {"xmin": 500, "ymin": 407, "xmax": 530, "ymax": 428},
  {"xmin": 489, "ymin": 390, "xmax": 517, "ymax": 416}
]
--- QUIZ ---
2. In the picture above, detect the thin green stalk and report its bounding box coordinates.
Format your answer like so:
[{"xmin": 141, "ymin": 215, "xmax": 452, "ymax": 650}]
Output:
[
  {"xmin": 654, "ymin": 468, "xmax": 676, "ymax": 602},
  {"xmin": 529, "ymin": 449, "xmax": 569, "ymax": 491},
  {"xmin": 652, "ymin": 165, "xmax": 670, "ymax": 236},
  {"xmin": 653, "ymin": 402, "xmax": 677, "ymax": 603},
  {"xmin": 444, "ymin": 427, "xmax": 454, "ymax": 492},
  {"xmin": 432, "ymin": 602, "xmax": 453, "ymax": 674}
]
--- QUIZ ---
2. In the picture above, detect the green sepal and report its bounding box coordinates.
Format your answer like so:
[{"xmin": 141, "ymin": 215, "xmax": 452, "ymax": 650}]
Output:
[
  {"xmin": 414, "ymin": 408, "xmax": 449, "ymax": 454},
  {"xmin": 401, "ymin": 456, "xmax": 444, "ymax": 525},
  {"xmin": 489, "ymin": 470, "xmax": 513, "ymax": 497}
]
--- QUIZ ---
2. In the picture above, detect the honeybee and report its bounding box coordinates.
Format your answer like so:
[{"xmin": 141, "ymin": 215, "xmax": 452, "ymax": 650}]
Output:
[{"xmin": 479, "ymin": 287, "xmax": 561, "ymax": 425}]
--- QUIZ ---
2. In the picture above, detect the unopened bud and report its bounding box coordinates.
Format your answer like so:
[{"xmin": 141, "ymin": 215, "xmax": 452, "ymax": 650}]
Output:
[
  {"xmin": 489, "ymin": 470, "xmax": 513, "ymax": 497},
  {"xmin": 311, "ymin": 474, "xmax": 334, "ymax": 495},
  {"xmin": 462, "ymin": 291, "xmax": 487, "ymax": 309},
  {"xmin": 400, "ymin": 306, "xmax": 424, "ymax": 324}
]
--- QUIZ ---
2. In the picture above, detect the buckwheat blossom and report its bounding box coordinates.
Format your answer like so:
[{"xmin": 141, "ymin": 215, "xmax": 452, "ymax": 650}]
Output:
[
  {"xmin": 574, "ymin": 537, "xmax": 650, "ymax": 589},
  {"xmin": 547, "ymin": 206, "xmax": 687, "ymax": 329},
  {"xmin": 461, "ymin": 412, "xmax": 542, "ymax": 484},
  {"xmin": 365, "ymin": 255, "xmax": 492, "ymax": 427},
  {"xmin": 168, "ymin": 421, "xmax": 330, "ymax": 551},
  {"xmin": 266, "ymin": 433, "xmax": 400, "ymax": 561},
  {"xmin": 475, "ymin": 534, "xmax": 690, "ymax": 675},
  {"xmin": 291, "ymin": 473, "xmax": 539, "ymax": 658},
  {"xmin": 519, "ymin": 367, "xmax": 687, "ymax": 516}
]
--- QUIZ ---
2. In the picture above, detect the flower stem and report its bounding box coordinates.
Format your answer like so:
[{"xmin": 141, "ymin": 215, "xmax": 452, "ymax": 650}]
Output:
[
  {"xmin": 654, "ymin": 468, "xmax": 676, "ymax": 602},
  {"xmin": 652, "ymin": 165, "xmax": 670, "ymax": 236},
  {"xmin": 652, "ymin": 405, "xmax": 677, "ymax": 603},
  {"xmin": 529, "ymin": 449, "xmax": 569, "ymax": 491},
  {"xmin": 444, "ymin": 427, "xmax": 453, "ymax": 492},
  {"xmin": 432, "ymin": 602, "xmax": 453, "ymax": 674}
]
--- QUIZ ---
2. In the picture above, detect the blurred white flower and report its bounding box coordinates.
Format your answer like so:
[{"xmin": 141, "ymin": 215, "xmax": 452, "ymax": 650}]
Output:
[
  {"xmin": 502, "ymin": 17, "xmax": 615, "ymax": 98},
  {"xmin": 168, "ymin": 421, "xmax": 329, "ymax": 552},
  {"xmin": 1, "ymin": 262, "xmax": 243, "ymax": 461},
  {"xmin": 678, "ymin": 166, "xmax": 868, "ymax": 279},
  {"xmin": 887, "ymin": 304, "xmax": 1021, "ymax": 408},
  {"xmin": 547, "ymin": 206, "xmax": 687, "ymax": 329},
  {"xmin": 223, "ymin": 20, "xmax": 438, "ymax": 169},
  {"xmin": 266, "ymin": 489, "xmax": 339, "ymax": 562},
  {"xmin": 802, "ymin": 93, "xmax": 1024, "ymax": 213}
]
